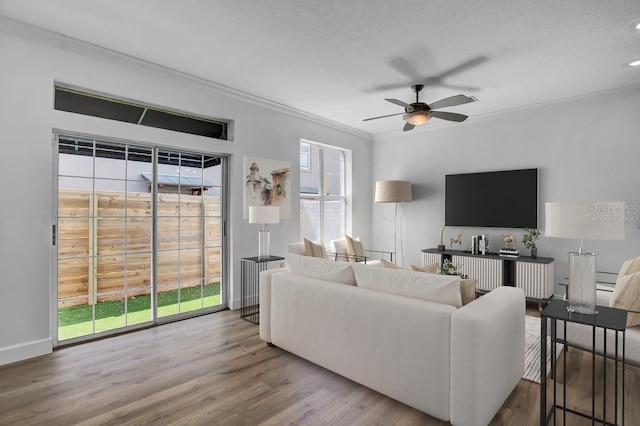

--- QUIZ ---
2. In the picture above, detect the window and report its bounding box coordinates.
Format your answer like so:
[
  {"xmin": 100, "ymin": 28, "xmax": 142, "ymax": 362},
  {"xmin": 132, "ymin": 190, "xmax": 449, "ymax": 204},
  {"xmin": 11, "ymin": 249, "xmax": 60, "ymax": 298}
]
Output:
[
  {"xmin": 299, "ymin": 140, "xmax": 348, "ymax": 244},
  {"xmin": 300, "ymin": 142, "xmax": 311, "ymax": 171},
  {"xmin": 54, "ymin": 86, "xmax": 228, "ymax": 140}
]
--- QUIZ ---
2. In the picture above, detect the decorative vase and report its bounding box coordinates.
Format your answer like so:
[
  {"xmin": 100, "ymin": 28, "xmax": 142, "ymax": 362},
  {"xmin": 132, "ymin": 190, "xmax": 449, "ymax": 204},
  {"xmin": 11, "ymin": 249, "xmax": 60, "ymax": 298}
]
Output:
[{"xmin": 530, "ymin": 247, "xmax": 537, "ymax": 258}]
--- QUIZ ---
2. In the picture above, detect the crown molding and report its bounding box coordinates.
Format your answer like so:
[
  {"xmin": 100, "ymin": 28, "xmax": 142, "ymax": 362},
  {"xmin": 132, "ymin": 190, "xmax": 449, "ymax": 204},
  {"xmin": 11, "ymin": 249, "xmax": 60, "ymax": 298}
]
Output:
[{"xmin": 0, "ymin": 15, "xmax": 372, "ymax": 141}]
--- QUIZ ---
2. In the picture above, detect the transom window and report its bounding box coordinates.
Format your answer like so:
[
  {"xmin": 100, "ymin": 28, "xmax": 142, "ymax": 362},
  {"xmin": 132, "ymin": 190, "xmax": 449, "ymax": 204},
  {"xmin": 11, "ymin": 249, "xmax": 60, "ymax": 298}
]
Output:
[{"xmin": 54, "ymin": 86, "xmax": 228, "ymax": 140}]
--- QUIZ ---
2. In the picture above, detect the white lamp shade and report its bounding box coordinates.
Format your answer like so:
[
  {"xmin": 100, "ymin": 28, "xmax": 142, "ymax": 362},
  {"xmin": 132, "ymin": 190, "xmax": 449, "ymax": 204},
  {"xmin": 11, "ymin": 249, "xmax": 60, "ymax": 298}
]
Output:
[
  {"xmin": 375, "ymin": 180, "xmax": 413, "ymax": 203},
  {"xmin": 544, "ymin": 201, "xmax": 625, "ymax": 240},
  {"xmin": 249, "ymin": 205, "xmax": 280, "ymax": 224}
]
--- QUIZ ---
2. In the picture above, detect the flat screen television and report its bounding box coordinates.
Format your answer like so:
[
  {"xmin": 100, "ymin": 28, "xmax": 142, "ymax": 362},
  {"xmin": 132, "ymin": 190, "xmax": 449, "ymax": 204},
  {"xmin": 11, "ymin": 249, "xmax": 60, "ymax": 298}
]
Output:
[{"xmin": 445, "ymin": 168, "xmax": 538, "ymax": 228}]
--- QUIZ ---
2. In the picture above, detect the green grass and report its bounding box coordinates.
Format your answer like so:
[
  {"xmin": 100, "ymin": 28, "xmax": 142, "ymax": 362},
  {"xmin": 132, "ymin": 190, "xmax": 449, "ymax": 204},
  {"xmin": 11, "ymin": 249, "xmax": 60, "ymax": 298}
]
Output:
[{"xmin": 58, "ymin": 282, "xmax": 220, "ymax": 341}]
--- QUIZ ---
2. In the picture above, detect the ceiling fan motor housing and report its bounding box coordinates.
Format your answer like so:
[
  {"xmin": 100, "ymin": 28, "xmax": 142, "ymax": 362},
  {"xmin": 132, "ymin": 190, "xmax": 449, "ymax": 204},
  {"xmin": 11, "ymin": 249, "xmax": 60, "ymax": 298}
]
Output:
[{"xmin": 405, "ymin": 102, "xmax": 430, "ymax": 113}]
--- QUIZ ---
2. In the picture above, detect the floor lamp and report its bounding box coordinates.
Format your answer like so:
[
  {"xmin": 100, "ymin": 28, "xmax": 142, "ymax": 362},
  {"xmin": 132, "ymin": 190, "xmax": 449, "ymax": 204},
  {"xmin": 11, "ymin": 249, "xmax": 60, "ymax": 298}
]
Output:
[
  {"xmin": 375, "ymin": 180, "xmax": 413, "ymax": 265},
  {"xmin": 545, "ymin": 201, "xmax": 625, "ymax": 314}
]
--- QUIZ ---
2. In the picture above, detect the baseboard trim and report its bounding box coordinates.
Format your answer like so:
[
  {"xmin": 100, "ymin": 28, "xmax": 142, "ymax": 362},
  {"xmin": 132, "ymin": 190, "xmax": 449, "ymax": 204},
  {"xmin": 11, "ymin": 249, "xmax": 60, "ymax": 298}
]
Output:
[{"xmin": 0, "ymin": 338, "xmax": 52, "ymax": 367}]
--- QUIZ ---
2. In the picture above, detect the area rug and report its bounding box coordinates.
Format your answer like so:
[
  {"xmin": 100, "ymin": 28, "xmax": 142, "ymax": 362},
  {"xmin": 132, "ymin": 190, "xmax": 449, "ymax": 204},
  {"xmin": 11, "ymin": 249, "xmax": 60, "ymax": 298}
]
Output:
[{"xmin": 523, "ymin": 315, "xmax": 563, "ymax": 384}]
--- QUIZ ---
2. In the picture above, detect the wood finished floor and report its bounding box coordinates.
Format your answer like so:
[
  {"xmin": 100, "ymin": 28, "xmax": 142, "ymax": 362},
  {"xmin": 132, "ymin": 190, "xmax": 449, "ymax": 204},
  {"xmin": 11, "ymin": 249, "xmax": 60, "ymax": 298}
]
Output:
[{"xmin": 0, "ymin": 306, "xmax": 638, "ymax": 425}]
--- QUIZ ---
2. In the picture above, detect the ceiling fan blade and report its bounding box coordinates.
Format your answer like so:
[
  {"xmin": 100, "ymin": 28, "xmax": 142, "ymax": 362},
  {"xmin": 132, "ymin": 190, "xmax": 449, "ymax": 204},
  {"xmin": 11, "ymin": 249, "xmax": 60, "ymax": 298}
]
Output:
[
  {"xmin": 366, "ymin": 81, "xmax": 411, "ymax": 92},
  {"xmin": 429, "ymin": 94, "xmax": 477, "ymax": 110},
  {"xmin": 421, "ymin": 79, "xmax": 480, "ymax": 92},
  {"xmin": 385, "ymin": 98, "xmax": 410, "ymax": 108},
  {"xmin": 363, "ymin": 112, "xmax": 405, "ymax": 122},
  {"xmin": 434, "ymin": 56, "xmax": 489, "ymax": 80},
  {"xmin": 403, "ymin": 122, "xmax": 415, "ymax": 132},
  {"xmin": 389, "ymin": 57, "xmax": 423, "ymax": 81},
  {"xmin": 431, "ymin": 111, "xmax": 469, "ymax": 122}
]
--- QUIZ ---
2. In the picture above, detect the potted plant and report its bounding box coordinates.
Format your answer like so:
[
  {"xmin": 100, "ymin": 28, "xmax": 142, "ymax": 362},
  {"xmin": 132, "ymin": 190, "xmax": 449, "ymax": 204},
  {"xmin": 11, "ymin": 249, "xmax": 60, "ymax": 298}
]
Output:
[
  {"xmin": 439, "ymin": 258, "xmax": 469, "ymax": 279},
  {"xmin": 522, "ymin": 228, "xmax": 541, "ymax": 258}
]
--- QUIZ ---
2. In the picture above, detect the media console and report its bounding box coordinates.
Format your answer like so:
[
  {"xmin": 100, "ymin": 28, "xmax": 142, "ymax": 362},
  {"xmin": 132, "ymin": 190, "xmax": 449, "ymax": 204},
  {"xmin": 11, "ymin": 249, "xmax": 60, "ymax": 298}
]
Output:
[{"xmin": 422, "ymin": 248, "xmax": 554, "ymax": 304}]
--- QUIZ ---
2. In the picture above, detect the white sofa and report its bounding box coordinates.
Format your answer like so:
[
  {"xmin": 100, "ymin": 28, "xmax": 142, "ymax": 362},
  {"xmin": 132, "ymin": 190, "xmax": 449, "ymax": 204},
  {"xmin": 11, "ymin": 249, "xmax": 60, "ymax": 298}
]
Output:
[{"xmin": 260, "ymin": 255, "xmax": 526, "ymax": 426}]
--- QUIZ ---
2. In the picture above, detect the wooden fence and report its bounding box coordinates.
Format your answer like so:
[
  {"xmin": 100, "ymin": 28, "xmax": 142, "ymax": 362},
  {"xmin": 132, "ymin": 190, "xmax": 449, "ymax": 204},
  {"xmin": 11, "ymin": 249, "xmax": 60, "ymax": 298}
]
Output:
[{"xmin": 58, "ymin": 189, "xmax": 221, "ymax": 307}]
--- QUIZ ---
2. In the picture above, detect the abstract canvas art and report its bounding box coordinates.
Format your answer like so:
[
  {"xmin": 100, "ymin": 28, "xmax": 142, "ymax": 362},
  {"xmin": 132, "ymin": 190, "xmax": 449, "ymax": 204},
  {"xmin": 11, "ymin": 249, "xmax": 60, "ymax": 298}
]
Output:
[{"xmin": 244, "ymin": 156, "xmax": 292, "ymax": 219}]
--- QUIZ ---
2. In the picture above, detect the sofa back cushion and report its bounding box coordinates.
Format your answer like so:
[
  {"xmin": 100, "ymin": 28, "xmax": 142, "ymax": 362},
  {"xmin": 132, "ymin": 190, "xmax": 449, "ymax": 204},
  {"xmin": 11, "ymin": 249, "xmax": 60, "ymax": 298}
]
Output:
[
  {"xmin": 286, "ymin": 253, "xmax": 355, "ymax": 285},
  {"xmin": 288, "ymin": 242, "xmax": 306, "ymax": 256},
  {"xmin": 352, "ymin": 263, "xmax": 462, "ymax": 308}
]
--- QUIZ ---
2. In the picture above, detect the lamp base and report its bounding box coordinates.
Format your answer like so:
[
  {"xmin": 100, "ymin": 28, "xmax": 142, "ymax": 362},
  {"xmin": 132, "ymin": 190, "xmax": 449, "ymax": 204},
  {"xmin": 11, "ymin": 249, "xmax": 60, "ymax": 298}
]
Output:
[
  {"xmin": 567, "ymin": 252, "xmax": 597, "ymax": 315},
  {"xmin": 258, "ymin": 229, "xmax": 270, "ymax": 259},
  {"xmin": 437, "ymin": 245, "xmax": 445, "ymax": 252}
]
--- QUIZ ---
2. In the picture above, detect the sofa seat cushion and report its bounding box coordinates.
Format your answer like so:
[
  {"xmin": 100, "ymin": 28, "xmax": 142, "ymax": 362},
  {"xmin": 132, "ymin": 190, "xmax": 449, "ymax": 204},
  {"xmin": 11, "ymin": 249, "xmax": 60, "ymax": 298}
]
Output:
[
  {"xmin": 286, "ymin": 253, "xmax": 355, "ymax": 285},
  {"xmin": 352, "ymin": 263, "xmax": 462, "ymax": 308}
]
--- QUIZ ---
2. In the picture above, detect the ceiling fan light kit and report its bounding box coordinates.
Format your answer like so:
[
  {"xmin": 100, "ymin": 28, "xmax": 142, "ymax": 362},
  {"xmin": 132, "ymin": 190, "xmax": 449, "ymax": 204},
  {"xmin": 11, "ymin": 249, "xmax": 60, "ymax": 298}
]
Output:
[
  {"xmin": 404, "ymin": 111, "xmax": 431, "ymax": 125},
  {"xmin": 363, "ymin": 83, "xmax": 477, "ymax": 131}
]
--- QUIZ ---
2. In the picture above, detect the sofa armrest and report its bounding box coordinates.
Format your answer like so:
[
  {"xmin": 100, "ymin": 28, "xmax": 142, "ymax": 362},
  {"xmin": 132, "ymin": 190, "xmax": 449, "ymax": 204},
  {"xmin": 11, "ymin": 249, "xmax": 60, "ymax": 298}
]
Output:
[
  {"xmin": 259, "ymin": 267, "xmax": 287, "ymax": 343},
  {"xmin": 450, "ymin": 286, "xmax": 525, "ymax": 426}
]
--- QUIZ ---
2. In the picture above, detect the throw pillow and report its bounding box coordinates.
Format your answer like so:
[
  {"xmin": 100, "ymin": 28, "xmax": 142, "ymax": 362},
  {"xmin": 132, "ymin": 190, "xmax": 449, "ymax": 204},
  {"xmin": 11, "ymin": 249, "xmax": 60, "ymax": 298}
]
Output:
[
  {"xmin": 380, "ymin": 259, "xmax": 401, "ymax": 269},
  {"xmin": 286, "ymin": 253, "xmax": 356, "ymax": 285},
  {"xmin": 345, "ymin": 235, "xmax": 365, "ymax": 262},
  {"xmin": 409, "ymin": 263, "xmax": 475, "ymax": 305},
  {"xmin": 610, "ymin": 270, "xmax": 640, "ymax": 326},
  {"xmin": 303, "ymin": 238, "xmax": 327, "ymax": 259},
  {"xmin": 410, "ymin": 263, "xmax": 439, "ymax": 274},
  {"xmin": 352, "ymin": 263, "xmax": 462, "ymax": 308},
  {"xmin": 618, "ymin": 256, "xmax": 640, "ymax": 277},
  {"xmin": 460, "ymin": 279, "xmax": 477, "ymax": 306}
]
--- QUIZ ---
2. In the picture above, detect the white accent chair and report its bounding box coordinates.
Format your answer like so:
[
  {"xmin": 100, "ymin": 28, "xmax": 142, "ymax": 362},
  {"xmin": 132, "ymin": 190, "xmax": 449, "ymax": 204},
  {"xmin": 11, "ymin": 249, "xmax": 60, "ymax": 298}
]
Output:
[{"xmin": 330, "ymin": 238, "xmax": 394, "ymax": 264}]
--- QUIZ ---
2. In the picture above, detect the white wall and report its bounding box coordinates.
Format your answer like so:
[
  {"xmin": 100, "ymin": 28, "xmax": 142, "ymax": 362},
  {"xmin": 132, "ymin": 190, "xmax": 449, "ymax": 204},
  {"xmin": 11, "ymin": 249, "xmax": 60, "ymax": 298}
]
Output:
[
  {"xmin": 0, "ymin": 24, "xmax": 372, "ymax": 365},
  {"xmin": 372, "ymin": 86, "xmax": 640, "ymax": 291}
]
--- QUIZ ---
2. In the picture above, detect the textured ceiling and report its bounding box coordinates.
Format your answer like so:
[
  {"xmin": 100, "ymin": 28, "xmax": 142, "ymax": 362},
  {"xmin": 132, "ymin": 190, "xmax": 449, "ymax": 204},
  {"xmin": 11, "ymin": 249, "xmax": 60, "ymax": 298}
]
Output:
[{"xmin": 1, "ymin": 0, "xmax": 640, "ymax": 136}]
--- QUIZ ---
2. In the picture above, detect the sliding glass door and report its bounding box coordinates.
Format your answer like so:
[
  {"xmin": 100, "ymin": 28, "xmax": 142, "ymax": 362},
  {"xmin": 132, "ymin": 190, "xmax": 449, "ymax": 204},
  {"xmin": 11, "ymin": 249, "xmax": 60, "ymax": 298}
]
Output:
[
  {"xmin": 55, "ymin": 135, "xmax": 226, "ymax": 343},
  {"xmin": 155, "ymin": 150, "xmax": 223, "ymax": 318}
]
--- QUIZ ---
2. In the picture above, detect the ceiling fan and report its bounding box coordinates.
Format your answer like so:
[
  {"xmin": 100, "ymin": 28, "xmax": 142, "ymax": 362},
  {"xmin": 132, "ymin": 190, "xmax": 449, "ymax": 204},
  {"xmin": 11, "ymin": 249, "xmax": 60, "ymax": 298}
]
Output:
[{"xmin": 363, "ymin": 84, "xmax": 477, "ymax": 132}]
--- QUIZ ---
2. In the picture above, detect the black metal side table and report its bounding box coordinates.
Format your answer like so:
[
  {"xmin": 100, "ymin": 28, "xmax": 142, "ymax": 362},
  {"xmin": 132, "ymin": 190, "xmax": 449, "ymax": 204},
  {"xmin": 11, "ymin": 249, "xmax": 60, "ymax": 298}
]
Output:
[
  {"xmin": 540, "ymin": 299, "xmax": 627, "ymax": 425},
  {"xmin": 240, "ymin": 256, "xmax": 284, "ymax": 324}
]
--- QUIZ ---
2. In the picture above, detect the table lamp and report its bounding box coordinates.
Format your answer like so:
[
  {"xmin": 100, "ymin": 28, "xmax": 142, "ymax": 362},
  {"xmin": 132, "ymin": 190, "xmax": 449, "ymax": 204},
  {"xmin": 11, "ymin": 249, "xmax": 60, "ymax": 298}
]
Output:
[
  {"xmin": 249, "ymin": 205, "xmax": 280, "ymax": 259},
  {"xmin": 544, "ymin": 201, "xmax": 625, "ymax": 314}
]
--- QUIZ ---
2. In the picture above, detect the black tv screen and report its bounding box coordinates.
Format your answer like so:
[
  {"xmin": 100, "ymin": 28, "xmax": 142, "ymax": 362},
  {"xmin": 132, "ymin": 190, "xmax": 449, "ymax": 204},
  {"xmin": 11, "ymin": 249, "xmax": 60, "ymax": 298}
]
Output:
[{"xmin": 445, "ymin": 168, "xmax": 538, "ymax": 228}]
